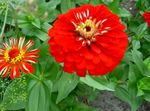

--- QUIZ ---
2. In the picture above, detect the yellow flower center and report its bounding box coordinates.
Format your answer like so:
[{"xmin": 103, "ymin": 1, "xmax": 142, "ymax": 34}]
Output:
[
  {"xmin": 76, "ymin": 19, "xmax": 97, "ymax": 39},
  {"xmin": 4, "ymin": 48, "xmax": 25, "ymax": 64}
]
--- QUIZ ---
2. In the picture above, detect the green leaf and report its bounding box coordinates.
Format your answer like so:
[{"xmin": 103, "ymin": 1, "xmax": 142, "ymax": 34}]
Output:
[
  {"xmin": 75, "ymin": 0, "xmax": 89, "ymax": 5},
  {"xmin": 114, "ymin": 86, "xmax": 130, "ymax": 105},
  {"xmin": 132, "ymin": 40, "xmax": 141, "ymax": 50},
  {"xmin": 118, "ymin": 8, "xmax": 131, "ymax": 17},
  {"xmin": 2, "ymin": 77, "xmax": 27, "ymax": 110},
  {"xmin": 128, "ymin": 63, "xmax": 143, "ymax": 111},
  {"xmin": 128, "ymin": 63, "xmax": 137, "ymax": 83},
  {"xmin": 144, "ymin": 35, "xmax": 150, "ymax": 42},
  {"xmin": 109, "ymin": 64, "xmax": 128, "ymax": 81},
  {"xmin": 136, "ymin": 23, "xmax": 147, "ymax": 39},
  {"xmin": 138, "ymin": 77, "xmax": 150, "ymax": 91},
  {"xmin": 136, "ymin": 0, "xmax": 150, "ymax": 11},
  {"xmin": 115, "ymin": 85, "xmax": 142, "ymax": 111},
  {"xmin": 47, "ymin": 0, "xmax": 61, "ymax": 10},
  {"xmin": 39, "ymin": 40, "xmax": 50, "ymax": 57},
  {"xmin": 59, "ymin": 94, "xmax": 98, "ymax": 111},
  {"xmin": 56, "ymin": 72, "xmax": 79, "ymax": 103},
  {"xmin": 101, "ymin": 0, "xmax": 115, "ymax": 5},
  {"xmin": 144, "ymin": 57, "xmax": 150, "ymax": 71},
  {"xmin": 32, "ymin": 19, "xmax": 41, "ymax": 29},
  {"xmin": 37, "ymin": 57, "xmax": 60, "ymax": 80},
  {"xmin": 143, "ymin": 92, "xmax": 150, "ymax": 102},
  {"xmin": 132, "ymin": 49, "xmax": 149, "ymax": 76},
  {"xmin": 34, "ymin": 29, "xmax": 49, "ymax": 41},
  {"xmin": 108, "ymin": 0, "xmax": 121, "ymax": 13},
  {"xmin": 89, "ymin": 0, "xmax": 100, "ymax": 5},
  {"xmin": 42, "ymin": 22, "xmax": 52, "ymax": 32},
  {"xmin": 60, "ymin": 0, "xmax": 75, "ymax": 13},
  {"xmin": 34, "ymin": 40, "xmax": 60, "ymax": 80},
  {"xmin": 80, "ymin": 75, "xmax": 115, "ymax": 91},
  {"xmin": 49, "ymin": 99, "xmax": 61, "ymax": 111},
  {"xmin": 27, "ymin": 80, "xmax": 52, "ymax": 111}
]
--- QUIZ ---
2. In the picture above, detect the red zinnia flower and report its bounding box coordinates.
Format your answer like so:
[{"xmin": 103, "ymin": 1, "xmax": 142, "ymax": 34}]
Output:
[
  {"xmin": 143, "ymin": 12, "xmax": 150, "ymax": 27},
  {"xmin": 48, "ymin": 4, "xmax": 128, "ymax": 77},
  {"xmin": 0, "ymin": 37, "xmax": 39, "ymax": 79}
]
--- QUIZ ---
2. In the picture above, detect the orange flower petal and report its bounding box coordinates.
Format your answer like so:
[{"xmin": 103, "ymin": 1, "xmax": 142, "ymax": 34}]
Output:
[
  {"xmin": 25, "ymin": 53, "xmax": 39, "ymax": 58},
  {"xmin": 23, "ymin": 58, "xmax": 38, "ymax": 64},
  {"xmin": 18, "ymin": 37, "xmax": 25, "ymax": 49},
  {"xmin": 10, "ymin": 65, "xmax": 20, "ymax": 79},
  {"xmin": 23, "ymin": 40, "xmax": 34, "ymax": 51},
  {"xmin": 20, "ymin": 62, "xmax": 34, "ymax": 74},
  {"xmin": 28, "ymin": 49, "xmax": 40, "ymax": 53},
  {"xmin": 0, "ymin": 37, "xmax": 39, "ymax": 79},
  {"xmin": 0, "ymin": 64, "xmax": 10, "ymax": 77}
]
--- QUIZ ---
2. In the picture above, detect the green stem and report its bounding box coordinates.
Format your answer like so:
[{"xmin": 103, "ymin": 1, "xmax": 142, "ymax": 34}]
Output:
[{"xmin": 0, "ymin": 4, "xmax": 8, "ymax": 42}]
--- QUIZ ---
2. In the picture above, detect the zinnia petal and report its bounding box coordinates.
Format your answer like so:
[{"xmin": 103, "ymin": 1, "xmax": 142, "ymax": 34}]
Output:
[
  {"xmin": 48, "ymin": 4, "xmax": 128, "ymax": 77},
  {"xmin": 10, "ymin": 65, "xmax": 20, "ymax": 79},
  {"xmin": 0, "ymin": 37, "xmax": 39, "ymax": 79},
  {"xmin": 20, "ymin": 62, "xmax": 34, "ymax": 74},
  {"xmin": 0, "ymin": 64, "xmax": 10, "ymax": 77}
]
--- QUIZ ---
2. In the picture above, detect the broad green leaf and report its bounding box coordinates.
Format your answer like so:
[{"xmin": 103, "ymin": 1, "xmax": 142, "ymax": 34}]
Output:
[
  {"xmin": 28, "ymin": 80, "xmax": 52, "ymax": 111},
  {"xmin": 80, "ymin": 75, "xmax": 115, "ymax": 91},
  {"xmin": 132, "ymin": 49, "xmax": 149, "ymax": 76},
  {"xmin": 39, "ymin": 40, "xmax": 50, "ymax": 57},
  {"xmin": 101, "ymin": 0, "xmax": 114, "ymax": 5},
  {"xmin": 75, "ymin": 0, "xmax": 89, "ymax": 5},
  {"xmin": 2, "ymin": 77, "xmax": 27, "ymax": 110},
  {"xmin": 36, "ymin": 55, "xmax": 60, "ymax": 80},
  {"xmin": 34, "ymin": 29, "xmax": 49, "ymax": 41},
  {"xmin": 49, "ymin": 99, "xmax": 61, "ymax": 111},
  {"xmin": 47, "ymin": 0, "xmax": 61, "ymax": 10},
  {"xmin": 144, "ymin": 35, "xmax": 150, "ymax": 42},
  {"xmin": 114, "ymin": 86, "xmax": 130, "ymax": 105},
  {"xmin": 118, "ymin": 8, "xmax": 131, "ymax": 17},
  {"xmin": 43, "ymin": 80, "xmax": 53, "ymax": 96},
  {"xmin": 138, "ymin": 77, "xmax": 150, "ymax": 91},
  {"xmin": 144, "ymin": 57, "xmax": 150, "ymax": 70},
  {"xmin": 42, "ymin": 22, "xmax": 52, "ymax": 32},
  {"xmin": 108, "ymin": 0, "xmax": 121, "ymax": 13},
  {"xmin": 128, "ymin": 63, "xmax": 137, "ymax": 84},
  {"xmin": 137, "ymin": 89, "xmax": 144, "ymax": 97},
  {"xmin": 136, "ymin": 23, "xmax": 147, "ymax": 39},
  {"xmin": 31, "ymin": 19, "xmax": 41, "ymax": 29},
  {"xmin": 60, "ymin": 0, "xmax": 75, "ymax": 13},
  {"xmin": 136, "ymin": 0, "xmax": 150, "ymax": 11},
  {"xmin": 34, "ymin": 40, "xmax": 60, "ymax": 79},
  {"xmin": 47, "ymin": 10, "xmax": 60, "ymax": 23},
  {"xmin": 56, "ymin": 73, "xmax": 79, "ymax": 103},
  {"xmin": 59, "ymin": 94, "xmax": 98, "ymax": 111},
  {"xmin": 132, "ymin": 40, "xmax": 141, "ymax": 50},
  {"xmin": 89, "ymin": 0, "xmax": 100, "ymax": 5},
  {"xmin": 143, "ymin": 92, "xmax": 150, "ymax": 102},
  {"xmin": 115, "ymin": 83, "xmax": 142, "ymax": 111},
  {"xmin": 128, "ymin": 63, "xmax": 142, "ymax": 111},
  {"xmin": 109, "ymin": 64, "xmax": 128, "ymax": 81}
]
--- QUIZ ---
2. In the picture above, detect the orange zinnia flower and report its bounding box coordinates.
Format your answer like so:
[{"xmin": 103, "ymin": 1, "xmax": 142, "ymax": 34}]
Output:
[
  {"xmin": 0, "ymin": 37, "xmax": 39, "ymax": 79},
  {"xmin": 48, "ymin": 4, "xmax": 128, "ymax": 77}
]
